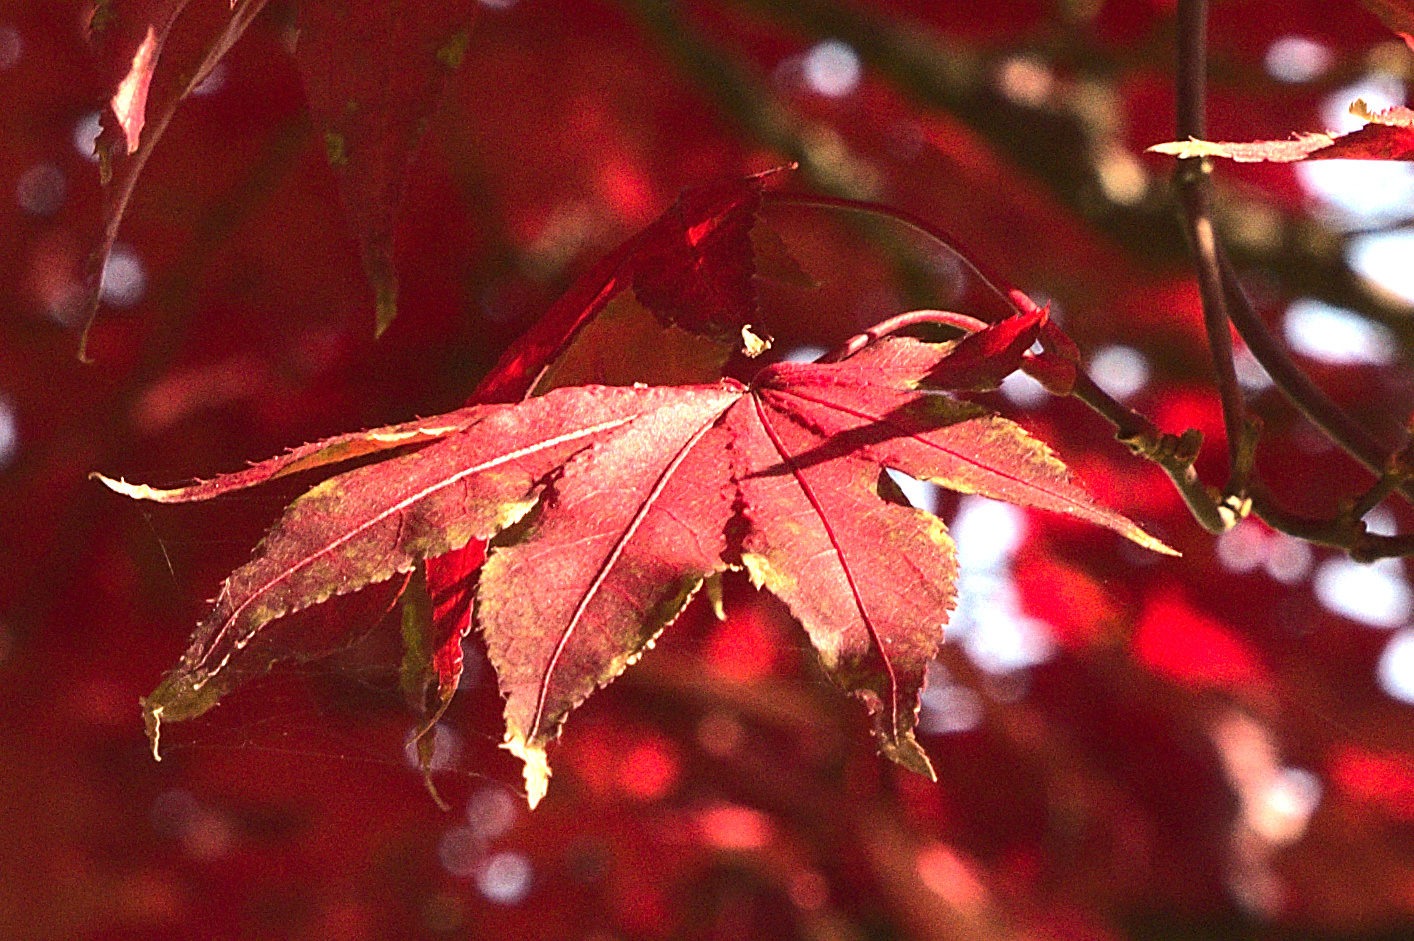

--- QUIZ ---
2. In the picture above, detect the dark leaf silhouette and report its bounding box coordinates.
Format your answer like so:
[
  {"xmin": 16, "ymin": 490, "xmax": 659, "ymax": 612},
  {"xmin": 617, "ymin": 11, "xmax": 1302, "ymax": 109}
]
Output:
[
  {"xmin": 294, "ymin": 0, "xmax": 476, "ymax": 334},
  {"xmin": 76, "ymin": 0, "xmax": 475, "ymax": 351},
  {"xmin": 99, "ymin": 315, "xmax": 1172, "ymax": 807},
  {"xmin": 1360, "ymin": 0, "xmax": 1414, "ymax": 49}
]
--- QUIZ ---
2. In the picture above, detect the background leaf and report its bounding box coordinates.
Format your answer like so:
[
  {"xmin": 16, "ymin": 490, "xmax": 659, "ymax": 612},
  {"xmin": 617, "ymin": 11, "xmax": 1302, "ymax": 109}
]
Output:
[
  {"xmin": 1149, "ymin": 100, "xmax": 1414, "ymax": 163},
  {"xmin": 293, "ymin": 0, "xmax": 476, "ymax": 334}
]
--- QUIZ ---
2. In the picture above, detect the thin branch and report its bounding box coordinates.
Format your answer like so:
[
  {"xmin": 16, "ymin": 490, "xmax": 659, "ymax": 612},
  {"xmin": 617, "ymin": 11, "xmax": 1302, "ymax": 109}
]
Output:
[
  {"xmin": 1248, "ymin": 487, "xmax": 1414, "ymax": 561},
  {"xmin": 1217, "ymin": 252, "xmax": 1406, "ymax": 490},
  {"xmin": 1351, "ymin": 445, "xmax": 1414, "ymax": 521},
  {"xmin": 1174, "ymin": 0, "xmax": 1207, "ymax": 142},
  {"xmin": 1068, "ymin": 373, "xmax": 1228, "ymax": 534},
  {"xmin": 1173, "ymin": 0, "xmax": 1251, "ymax": 498}
]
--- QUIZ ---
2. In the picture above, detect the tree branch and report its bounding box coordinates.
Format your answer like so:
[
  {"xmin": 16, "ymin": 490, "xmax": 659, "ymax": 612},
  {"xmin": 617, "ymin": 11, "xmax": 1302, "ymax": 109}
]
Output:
[
  {"xmin": 1217, "ymin": 252, "xmax": 1405, "ymax": 490},
  {"xmin": 1173, "ymin": 0, "xmax": 1253, "ymax": 501}
]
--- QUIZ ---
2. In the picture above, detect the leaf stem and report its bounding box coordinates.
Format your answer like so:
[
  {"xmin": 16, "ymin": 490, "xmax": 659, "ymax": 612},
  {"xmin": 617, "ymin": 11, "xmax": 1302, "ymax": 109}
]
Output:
[
  {"xmin": 763, "ymin": 192, "xmax": 1022, "ymax": 317},
  {"xmin": 823, "ymin": 308, "xmax": 988, "ymax": 363}
]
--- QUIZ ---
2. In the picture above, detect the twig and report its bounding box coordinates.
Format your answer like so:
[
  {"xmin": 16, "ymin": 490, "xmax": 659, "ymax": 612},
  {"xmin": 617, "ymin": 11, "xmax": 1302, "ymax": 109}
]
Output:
[
  {"xmin": 1350, "ymin": 442, "xmax": 1414, "ymax": 521},
  {"xmin": 1217, "ymin": 252, "xmax": 1406, "ymax": 492},
  {"xmin": 1173, "ymin": 0, "xmax": 1252, "ymax": 502},
  {"xmin": 1248, "ymin": 487, "xmax": 1414, "ymax": 561},
  {"xmin": 1069, "ymin": 373, "xmax": 1228, "ymax": 534}
]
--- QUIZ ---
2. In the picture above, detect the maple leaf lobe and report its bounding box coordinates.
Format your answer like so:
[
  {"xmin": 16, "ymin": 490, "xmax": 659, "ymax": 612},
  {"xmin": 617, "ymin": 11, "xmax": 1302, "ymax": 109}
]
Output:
[{"xmin": 631, "ymin": 175, "xmax": 768, "ymax": 340}]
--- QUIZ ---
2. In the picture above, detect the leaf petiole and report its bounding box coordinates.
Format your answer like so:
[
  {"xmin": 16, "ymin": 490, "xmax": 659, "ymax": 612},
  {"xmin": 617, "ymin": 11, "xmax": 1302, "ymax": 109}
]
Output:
[
  {"xmin": 762, "ymin": 192, "xmax": 1023, "ymax": 317},
  {"xmin": 823, "ymin": 309, "xmax": 988, "ymax": 363}
]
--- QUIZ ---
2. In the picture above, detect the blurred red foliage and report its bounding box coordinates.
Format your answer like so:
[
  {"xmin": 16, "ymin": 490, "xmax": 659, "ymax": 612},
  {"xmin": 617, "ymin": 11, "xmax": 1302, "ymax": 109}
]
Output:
[{"xmin": 4, "ymin": 0, "xmax": 1414, "ymax": 939}]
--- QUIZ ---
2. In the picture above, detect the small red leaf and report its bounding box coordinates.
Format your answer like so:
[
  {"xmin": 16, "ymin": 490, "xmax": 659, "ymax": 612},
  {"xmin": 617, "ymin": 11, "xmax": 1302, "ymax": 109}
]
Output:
[
  {"xmin": 424, "ymin": 539, "xmax": 485, "ymax": 706},
  {"xmin": 922, "ymin": 307, "xmax": 1047, "ymax": 391},
  {"xmin": 110, "ymin": 25, "xmax": 161, "ymax": 154},
  {"xmin": 86, "ymin": 0, "xmax": 190, "ymax": 123},
  {"xmin": 473, "ymin": 170, "xmax": 785, "ymax": 403},
  {"xmin": 630, "ymin": 173, "xmax": 771, "ymax": 340}
]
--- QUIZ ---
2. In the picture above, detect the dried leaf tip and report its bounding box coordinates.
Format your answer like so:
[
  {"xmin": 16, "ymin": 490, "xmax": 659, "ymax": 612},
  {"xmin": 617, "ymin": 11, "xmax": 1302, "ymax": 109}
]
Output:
[
  {"xmin": 741, "ymin": 325, "xmax": 771, "ymax": 358},
  {"xmin": 503, "ymin": 733, "xmax": 551, "ymax": 809},
  {"xmin": 1347, "ymin": 98, "xmax": 1414, "ymax": 126},
  {"xmin": 1350, "ymin": 98, "xmax": 1381, "ymax": 122},
  {"xmin": 882, "ymin": 732, "xmax": 937, "ymax": 782},
  {"xmin": 91, "ymin": 472, "xmax": 176, "ymax": 502},
  {"xmin": 142, "ymin": 701, "xmax": 163, "ymax": 761}
]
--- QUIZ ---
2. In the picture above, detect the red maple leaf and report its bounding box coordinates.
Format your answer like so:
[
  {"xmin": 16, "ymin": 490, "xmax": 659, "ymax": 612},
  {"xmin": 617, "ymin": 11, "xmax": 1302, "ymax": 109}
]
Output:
[
  {"xmin": 419, "ymin": 171, "xmax": 792, "ymax": 749},
  {"xmin": 472, "ymin": 169, "xmax": 786, "ymax": 404},
  {"xmin": 76, "ymin": 0, "xmax": 474, "ymax": 353},
  {"xmin": 98, "ymin": 314, "xmax": 1172, "ymax": 807},
  {"xmin": 79, "ymin": 0, "xmax": 271, "ymax": 359}
]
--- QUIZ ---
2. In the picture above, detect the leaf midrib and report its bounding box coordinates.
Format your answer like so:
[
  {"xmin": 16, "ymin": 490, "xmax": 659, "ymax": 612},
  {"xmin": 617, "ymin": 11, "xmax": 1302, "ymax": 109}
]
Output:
[{"xmin": 749, "ymin": 391, "xmax": 904, "ymax": 743}]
